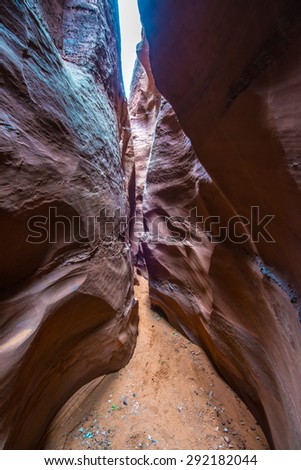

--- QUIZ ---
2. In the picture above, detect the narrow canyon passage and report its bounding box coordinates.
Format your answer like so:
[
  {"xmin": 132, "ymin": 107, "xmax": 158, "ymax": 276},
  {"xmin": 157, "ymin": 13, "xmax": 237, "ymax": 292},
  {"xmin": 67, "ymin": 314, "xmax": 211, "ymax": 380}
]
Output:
[
  {"xmin": 1, "ymin": 0, "xmax": 301, "ymax": 451},
  {"xmin": 43, "ymin": 276, "xmax": 268, "ymax": 450}
]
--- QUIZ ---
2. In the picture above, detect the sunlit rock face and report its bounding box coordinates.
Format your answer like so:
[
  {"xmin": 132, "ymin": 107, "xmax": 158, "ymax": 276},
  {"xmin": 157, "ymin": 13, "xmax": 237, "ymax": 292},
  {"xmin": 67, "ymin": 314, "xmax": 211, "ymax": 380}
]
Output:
[
  {"xmin": 138, "ymin": 0, "xmax": 301, "ymax": 449},
  {"xmin": 0, "ymin": 0, "xmax": 138, "ymax": 449},
  {"xmin": 126, "ymin": 36, "xmax": 161, "ymax": 275}
]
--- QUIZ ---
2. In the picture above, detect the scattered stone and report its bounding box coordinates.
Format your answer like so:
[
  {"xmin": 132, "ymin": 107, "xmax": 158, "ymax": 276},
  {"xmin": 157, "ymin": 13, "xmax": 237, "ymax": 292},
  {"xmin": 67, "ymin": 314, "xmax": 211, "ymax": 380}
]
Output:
[
  {"xmin": 223, "ymin": 427, "xmax": 229, "ymax": 433},
  {"xmin": 148, "ymin": 435, "xmax": 157, "ymax": 445},
  {"xmin": 224, "ymin": 436, "xmax": 230, "ymax": 443}
]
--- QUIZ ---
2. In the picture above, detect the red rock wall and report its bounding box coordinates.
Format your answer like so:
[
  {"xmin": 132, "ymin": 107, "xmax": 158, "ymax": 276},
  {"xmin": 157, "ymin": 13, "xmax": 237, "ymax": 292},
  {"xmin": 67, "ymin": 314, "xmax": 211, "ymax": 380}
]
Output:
[
  {"xmin": 0, "ymin": 0, "xmax": 138, "ymax": 449},
  {"xmin": 138, "ymin": 0, "xmax": 301, "ymax": 449},
  {"xmin": 126, "ymin": 36, "xmax": 161, "ymax": 274},
  {"xmin": 26, "ymin": 0, "xmax": 65, "ymax": 49}
]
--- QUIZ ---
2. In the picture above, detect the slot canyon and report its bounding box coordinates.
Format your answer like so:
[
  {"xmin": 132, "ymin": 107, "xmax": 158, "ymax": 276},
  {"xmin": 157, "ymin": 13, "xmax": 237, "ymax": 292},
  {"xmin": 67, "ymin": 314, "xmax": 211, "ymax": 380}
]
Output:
[{"xmin": 0, "ymin": 0, "xmax": 300, "ymax": 450}]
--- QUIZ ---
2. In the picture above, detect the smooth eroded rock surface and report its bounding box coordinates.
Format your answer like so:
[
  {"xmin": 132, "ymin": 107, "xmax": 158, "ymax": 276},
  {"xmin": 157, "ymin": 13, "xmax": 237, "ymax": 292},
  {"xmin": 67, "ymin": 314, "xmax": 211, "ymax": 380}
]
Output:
[
  {"xmin": 0, "ymin": 0, "xmax": 138, "ymax": 449},
  {"xmin": 126, "ymin": 36, "xmax": 161, "ymax": 275},
  {"xmin": 138, "ymin": 0, "xmax": 301, "ymax": 449}
]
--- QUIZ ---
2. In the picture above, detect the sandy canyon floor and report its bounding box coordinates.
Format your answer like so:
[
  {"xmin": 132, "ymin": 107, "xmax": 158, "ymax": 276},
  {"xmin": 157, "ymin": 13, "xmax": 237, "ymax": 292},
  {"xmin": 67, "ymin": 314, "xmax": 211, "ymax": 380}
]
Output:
[{"xmin": 43, "ymin": 276, "xmax": 268, "ymax": 451}]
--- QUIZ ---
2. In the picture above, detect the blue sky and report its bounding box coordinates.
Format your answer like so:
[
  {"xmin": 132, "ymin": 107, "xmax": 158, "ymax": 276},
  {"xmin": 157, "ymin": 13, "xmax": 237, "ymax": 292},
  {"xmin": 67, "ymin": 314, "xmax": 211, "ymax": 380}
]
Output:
[{"xmin": 118, "ymin": 0, "xmax": 142, "ymax": 96}]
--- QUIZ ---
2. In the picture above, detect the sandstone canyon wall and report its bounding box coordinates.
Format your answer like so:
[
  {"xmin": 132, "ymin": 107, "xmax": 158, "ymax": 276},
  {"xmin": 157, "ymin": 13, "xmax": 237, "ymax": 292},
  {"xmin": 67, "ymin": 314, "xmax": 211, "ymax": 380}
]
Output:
[
  {"xmin": 126, "ymin": 37, "xmax": 161, "ymax": 275},
  {"xmin": 138, "ymin": 0, "xmax": 301, "ymax": 449},
  {"xmin": 0, "ymin": 0, "xmax": 138, "ymax": 449}
]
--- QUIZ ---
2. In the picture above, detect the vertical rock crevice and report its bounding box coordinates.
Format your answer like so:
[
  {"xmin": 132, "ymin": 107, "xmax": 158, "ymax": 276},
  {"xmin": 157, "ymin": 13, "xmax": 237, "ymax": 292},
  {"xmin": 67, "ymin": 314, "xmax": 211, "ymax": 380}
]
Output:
[{"xmin": 125, "ymin": 35, "xmax": 161, "ymax": 276}]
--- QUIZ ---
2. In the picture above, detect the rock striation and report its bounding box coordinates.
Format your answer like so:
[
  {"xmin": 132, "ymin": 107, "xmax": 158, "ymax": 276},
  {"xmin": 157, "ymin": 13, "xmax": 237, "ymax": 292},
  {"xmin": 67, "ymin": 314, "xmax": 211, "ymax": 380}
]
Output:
[
  {"xmin": 125, "ymin": 36, "xmax": 161, "ymax": 275},
  {"xmin": 138, "ymin": 0, "xmax": 301, "ymax": 449},
  {"xmin": 0, "ymin": 0, "xmax": 138, "ymax": 449}
]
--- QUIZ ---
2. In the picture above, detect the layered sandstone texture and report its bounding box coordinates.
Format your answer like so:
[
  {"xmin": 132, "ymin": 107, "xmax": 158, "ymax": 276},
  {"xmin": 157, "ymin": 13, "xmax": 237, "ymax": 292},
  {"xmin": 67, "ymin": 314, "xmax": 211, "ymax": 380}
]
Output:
[
  {"xmin": 0, "ymin": 0, "xmax": 138, "ymax": 449},
  {"xmin": 125, "ymin": 36, "xmax": 161, "ymax": 274},
  {"xmin": 139, "ymin": 0, "xmax": 301, "ymax": 449}
]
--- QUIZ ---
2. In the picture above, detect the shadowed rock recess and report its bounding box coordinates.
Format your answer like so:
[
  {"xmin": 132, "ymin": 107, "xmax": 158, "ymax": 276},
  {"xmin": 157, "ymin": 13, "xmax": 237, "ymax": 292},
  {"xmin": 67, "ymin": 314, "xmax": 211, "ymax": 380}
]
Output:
[{"xmin": 1, "ymin": 0, "xmax": 301, "ymax": 451}]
